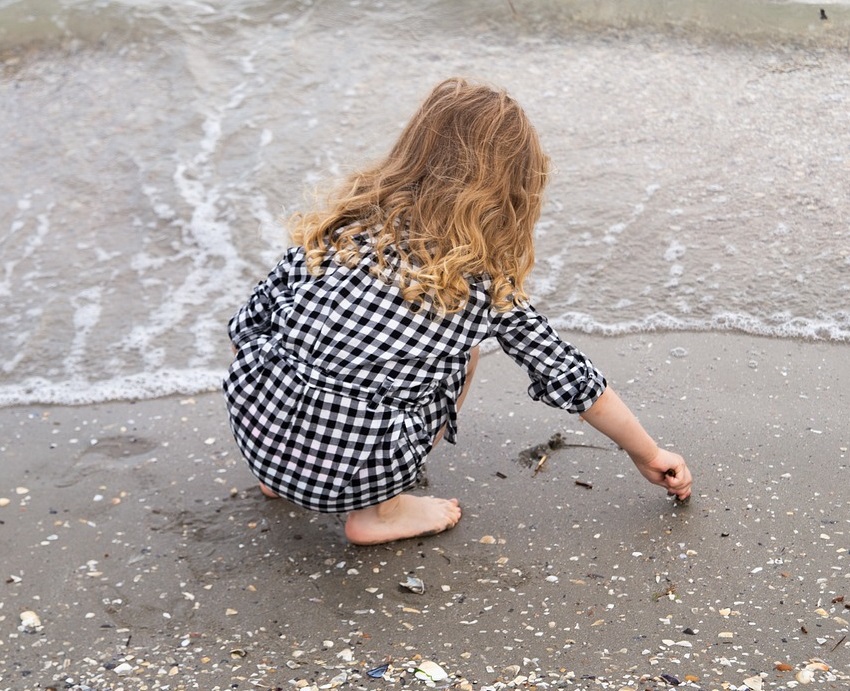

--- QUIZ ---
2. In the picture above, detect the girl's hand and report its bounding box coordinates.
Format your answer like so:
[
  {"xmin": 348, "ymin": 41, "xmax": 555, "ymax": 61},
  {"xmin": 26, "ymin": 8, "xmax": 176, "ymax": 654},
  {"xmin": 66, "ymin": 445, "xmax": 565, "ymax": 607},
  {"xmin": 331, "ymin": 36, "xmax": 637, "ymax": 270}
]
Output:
[
  {"xmin": 631, "ymin": 448, "xmax": 692, "ymax": 501},
  {"xmin": 580, "ymin": 387, "xmax": 693, "ymax": 501}
]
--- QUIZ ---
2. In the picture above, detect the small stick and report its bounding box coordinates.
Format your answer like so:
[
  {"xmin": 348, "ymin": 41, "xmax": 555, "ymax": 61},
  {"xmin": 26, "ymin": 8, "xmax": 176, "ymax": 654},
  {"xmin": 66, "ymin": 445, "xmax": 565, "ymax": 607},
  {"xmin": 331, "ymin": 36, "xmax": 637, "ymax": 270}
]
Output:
[{"xmin": 533, "ymin": 454, "xmax": 548, "ymax": 475}]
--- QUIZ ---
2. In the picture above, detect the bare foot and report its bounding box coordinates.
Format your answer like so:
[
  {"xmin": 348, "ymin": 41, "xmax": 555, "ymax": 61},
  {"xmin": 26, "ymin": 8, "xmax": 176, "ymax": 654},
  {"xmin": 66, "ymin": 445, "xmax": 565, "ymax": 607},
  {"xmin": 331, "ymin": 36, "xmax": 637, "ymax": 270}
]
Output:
[
  {"xmin": 259, "ymin": 482, "xmax": 279, "ymax": 498},
  {"xmin": 344, "ymin": 494, "xmax": 462, "ymax": 545}
]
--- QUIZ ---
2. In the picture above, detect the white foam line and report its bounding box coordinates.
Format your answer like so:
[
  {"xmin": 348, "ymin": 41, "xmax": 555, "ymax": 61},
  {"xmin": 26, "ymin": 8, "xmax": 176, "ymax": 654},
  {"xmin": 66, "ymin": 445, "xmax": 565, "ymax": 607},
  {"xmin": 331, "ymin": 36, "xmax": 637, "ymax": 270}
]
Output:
[
  {"xmin": 0, "ymin": 368, "xmax": 227, "ymax": 408},
  {"xmin": 547, "ymin": 311, "xmax": 850, "ymax": 342}
]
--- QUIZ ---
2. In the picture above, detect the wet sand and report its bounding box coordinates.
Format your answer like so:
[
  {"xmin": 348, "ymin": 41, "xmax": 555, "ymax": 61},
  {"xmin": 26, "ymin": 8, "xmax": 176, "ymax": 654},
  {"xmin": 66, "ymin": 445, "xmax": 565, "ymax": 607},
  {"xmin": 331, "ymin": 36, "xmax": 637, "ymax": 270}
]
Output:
[{"xmin": 2, "ymin": 332, "xmax": 848, "ymax": 690}]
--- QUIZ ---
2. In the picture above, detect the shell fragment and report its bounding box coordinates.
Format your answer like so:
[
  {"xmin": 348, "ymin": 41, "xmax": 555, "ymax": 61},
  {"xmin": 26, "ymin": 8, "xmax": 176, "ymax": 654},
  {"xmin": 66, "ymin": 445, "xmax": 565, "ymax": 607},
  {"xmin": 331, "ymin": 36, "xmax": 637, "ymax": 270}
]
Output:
[
  {"xmin": 414, "ymin": 660, "xmax": 449, "ymax": 686},
  {"xmin": 399, "ymin": 575, "xmax": 425, "ymax": 594}
]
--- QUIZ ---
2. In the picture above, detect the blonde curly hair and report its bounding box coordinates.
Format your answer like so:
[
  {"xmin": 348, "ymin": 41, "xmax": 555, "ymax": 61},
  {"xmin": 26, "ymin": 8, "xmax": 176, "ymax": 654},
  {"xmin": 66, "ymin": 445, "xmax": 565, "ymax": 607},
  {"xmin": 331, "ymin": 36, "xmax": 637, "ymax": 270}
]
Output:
[{"xmin": 290, "ymin": 77, "xmax": 550, "ymax": 314}]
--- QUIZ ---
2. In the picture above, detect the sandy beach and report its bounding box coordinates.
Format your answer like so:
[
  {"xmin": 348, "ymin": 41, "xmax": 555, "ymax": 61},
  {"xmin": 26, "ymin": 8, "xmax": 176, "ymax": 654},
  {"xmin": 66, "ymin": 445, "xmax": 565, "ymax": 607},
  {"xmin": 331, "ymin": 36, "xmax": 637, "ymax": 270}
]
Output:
[
  {"xmin": 2, "ymin": 332, "xmax": 848, "ymax": 690},
  {"xmin": 3, "ymin": 0, "xmax": 850, "ymax": 687}
]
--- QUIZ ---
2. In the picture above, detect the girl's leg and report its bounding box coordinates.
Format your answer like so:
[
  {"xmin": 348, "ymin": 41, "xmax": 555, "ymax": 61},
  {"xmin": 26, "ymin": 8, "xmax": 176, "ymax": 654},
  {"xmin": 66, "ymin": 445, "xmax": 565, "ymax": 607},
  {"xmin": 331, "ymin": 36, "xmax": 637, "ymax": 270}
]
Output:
[
  {"xmin": 344, "ymin": 346, "xmax": 479, "ymax": 545},
  {"xmin": 259, "ymin": 482, "xmax": 278, "ymax": 498}
]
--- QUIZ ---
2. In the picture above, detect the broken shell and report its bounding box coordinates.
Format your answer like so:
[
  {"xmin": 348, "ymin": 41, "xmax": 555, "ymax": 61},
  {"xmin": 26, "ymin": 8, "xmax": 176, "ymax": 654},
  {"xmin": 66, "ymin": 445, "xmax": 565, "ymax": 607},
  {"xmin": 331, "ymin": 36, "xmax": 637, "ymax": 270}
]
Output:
[
  {"xmin": 18, "ymin": 610, "xmax": 41, "ymax": 632},
  {"xmin": 328, "ymin": 671, "xmax": 347, "ymax": 687},
  {"xmin": 399, "ymin": 575, "xmax": 425, "ymax": 594},
  {"xmin": 743, "ymin": 675, "xmax": 763, "ymax": 691},
  {"xmin": 229, "ymin": 648, "xmax": 247, "ymax": 658},
  {"xmin": 113, "ymin": 662, "xmax": 135, "ymax": 676},
  {"xmin": 366, "ymin": 663, "xmax": 390, "ymax": 679},
  {"xmin": 414, "ymin": 660, "xmax": 448, "ymax": 685},
  {"xmin": 795, "ymin": 669, "xmax": 814, "ymax": 684}
]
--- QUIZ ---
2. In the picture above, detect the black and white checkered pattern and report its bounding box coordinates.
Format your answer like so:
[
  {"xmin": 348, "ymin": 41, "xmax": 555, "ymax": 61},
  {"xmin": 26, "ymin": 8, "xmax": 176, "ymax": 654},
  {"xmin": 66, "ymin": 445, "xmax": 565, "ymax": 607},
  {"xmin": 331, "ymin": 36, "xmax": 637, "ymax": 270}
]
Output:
[{"xmin": 223, "ymin": 242, "xmax": 606, "ymax": 513}]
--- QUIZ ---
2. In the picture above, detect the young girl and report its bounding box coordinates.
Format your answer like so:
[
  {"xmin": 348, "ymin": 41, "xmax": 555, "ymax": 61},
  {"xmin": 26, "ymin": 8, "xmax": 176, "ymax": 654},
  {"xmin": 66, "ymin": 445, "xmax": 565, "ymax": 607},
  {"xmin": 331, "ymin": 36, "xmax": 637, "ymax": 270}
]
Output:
[{"xmin": 224, "ymin": 78, "xmax": 692, "ymax": 546}]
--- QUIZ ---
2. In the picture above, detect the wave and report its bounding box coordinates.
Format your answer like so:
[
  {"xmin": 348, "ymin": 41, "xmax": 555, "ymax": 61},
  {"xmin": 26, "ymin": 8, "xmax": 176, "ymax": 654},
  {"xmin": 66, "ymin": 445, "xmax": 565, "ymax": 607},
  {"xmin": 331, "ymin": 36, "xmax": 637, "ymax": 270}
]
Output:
[
  {"xmin": 548, "ymin": 311, "xmax": 850, "ymax": 342},
  {"xmin": 2, "ymin": 312, "xmax": 846, "ymax": 407},
  {"xmin": 1, "ymin": 0, "xmax": 848, "ymax": 55},
  {"xmin": 0, "ymin": 0, "xmax": 155, "ymax": 53},
  {"xmin": 0, "ymin": 367, "xmax": 226, "ymax": 407}
]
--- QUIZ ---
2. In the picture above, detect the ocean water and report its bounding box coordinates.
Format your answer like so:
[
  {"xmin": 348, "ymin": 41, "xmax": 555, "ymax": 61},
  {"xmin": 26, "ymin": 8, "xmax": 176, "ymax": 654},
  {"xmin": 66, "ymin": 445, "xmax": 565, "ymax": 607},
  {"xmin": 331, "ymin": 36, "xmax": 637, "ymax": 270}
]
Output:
[{"xmin": 1, "ymin": 0, "xmax": 849, "ymax": 407}]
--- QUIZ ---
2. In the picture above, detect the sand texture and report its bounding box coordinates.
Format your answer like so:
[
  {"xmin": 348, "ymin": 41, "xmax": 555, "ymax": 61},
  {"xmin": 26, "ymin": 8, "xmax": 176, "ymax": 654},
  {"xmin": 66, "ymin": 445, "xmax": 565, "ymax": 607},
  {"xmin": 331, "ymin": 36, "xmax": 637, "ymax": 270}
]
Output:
[{"xmin": 2, "ymin": 332, "xmax": 848, "ymax": 690}]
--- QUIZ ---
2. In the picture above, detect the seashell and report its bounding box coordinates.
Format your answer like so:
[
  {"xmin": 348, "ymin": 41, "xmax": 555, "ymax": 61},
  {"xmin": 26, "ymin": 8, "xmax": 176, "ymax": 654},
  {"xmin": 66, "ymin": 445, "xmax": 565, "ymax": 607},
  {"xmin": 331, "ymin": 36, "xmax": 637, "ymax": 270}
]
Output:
[
  {"xmin": 805, "ymin": 662, "xmax": 829, "ymax": 671},
  {"xmin": 113, "ymin": 662, "xmax": 135, "ymax": 676},
  {"xmin": 327, "ymin": 671, "xmax": 347, "ymax": 688},
  {"xmin": 795, "ymin": 668, "xmax": 814, "ymax": 684},
  {"xmin": 18, "ymin": 611, "xmax": 41, "ymax": 632},
  {"xmin": 366, "ymin": 663, "xmax": 389, "ymax": 679},
  {"xmin": 399, "ymin": 575, "xmax": 425, "ymax": 594},
  {"xmin": 414, "ymin": 660, "xmax": 448, "ymax": 685},
  {"xmin": 743, "ymin": 675, "xmax": 763, "ymax": 691}
]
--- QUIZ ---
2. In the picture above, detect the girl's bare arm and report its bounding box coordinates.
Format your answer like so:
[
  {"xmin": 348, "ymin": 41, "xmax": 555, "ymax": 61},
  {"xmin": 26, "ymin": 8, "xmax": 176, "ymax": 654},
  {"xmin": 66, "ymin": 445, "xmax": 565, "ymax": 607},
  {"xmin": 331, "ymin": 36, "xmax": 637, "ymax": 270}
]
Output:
[{"xmin": 580, "ymin": 387, "xmax": 692, "ymax": 500}]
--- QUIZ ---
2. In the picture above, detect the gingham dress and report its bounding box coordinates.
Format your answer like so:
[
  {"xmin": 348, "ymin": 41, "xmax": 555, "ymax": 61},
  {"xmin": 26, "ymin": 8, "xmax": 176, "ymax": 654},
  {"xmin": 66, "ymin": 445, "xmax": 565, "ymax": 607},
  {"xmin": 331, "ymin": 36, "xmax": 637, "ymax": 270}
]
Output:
[{"xmin": 223, "ymin": 241, "xmax": 607, "ymax": 513}]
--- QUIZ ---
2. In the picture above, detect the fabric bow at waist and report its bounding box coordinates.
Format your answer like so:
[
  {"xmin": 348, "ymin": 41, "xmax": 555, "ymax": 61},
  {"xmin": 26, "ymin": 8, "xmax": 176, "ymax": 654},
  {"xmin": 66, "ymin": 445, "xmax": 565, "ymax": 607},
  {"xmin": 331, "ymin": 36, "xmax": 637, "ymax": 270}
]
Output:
[{"xmin": 261, "ymin": 337, "xmax": 428, "ymax": 412}]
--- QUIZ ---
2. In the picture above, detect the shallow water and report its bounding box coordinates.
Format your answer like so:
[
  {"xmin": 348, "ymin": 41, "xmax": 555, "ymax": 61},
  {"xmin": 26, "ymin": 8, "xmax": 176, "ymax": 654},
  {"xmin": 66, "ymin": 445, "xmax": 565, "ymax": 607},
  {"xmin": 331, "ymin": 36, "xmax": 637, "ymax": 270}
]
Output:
[{"xmin": 2, "ymin": 0, "xmax": 849, "ymax": 406}]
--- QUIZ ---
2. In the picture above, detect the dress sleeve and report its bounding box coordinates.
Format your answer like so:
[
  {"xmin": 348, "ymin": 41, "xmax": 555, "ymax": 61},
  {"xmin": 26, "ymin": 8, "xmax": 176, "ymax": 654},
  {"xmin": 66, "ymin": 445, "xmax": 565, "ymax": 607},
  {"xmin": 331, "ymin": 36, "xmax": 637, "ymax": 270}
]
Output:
[
  {"xmin": 492, "ymin": 304, "xmax": 607, "ymax": 414},
  {"xmin": 228, "ymin": 250, "xmax": 295, "ymax": 348}
]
